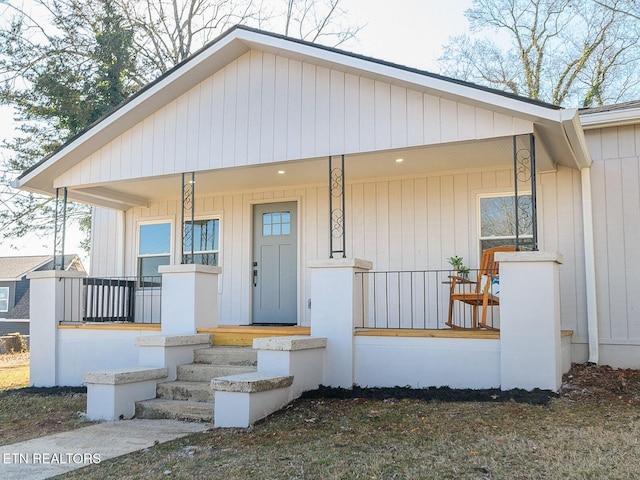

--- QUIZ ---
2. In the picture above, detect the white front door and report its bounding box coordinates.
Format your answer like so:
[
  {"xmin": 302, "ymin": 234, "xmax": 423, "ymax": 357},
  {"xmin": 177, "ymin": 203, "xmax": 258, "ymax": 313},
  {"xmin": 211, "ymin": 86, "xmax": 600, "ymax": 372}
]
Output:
[{"xmin": 252, "ymin": 202, "xmax": 297, "ymax": 325}]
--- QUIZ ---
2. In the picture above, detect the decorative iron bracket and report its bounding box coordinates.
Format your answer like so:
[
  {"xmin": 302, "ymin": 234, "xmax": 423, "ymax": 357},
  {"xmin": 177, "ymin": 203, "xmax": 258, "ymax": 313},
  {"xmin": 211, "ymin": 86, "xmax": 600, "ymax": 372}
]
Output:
[
  {"xmin": 513, "ymin": 134, "xmax": 538, "ymax": 251},
  {"xmin": 53, "ymin": 187, "xmax": 67, "ymax": 270},
  {"xmin": 181, "ymin": 172, "xmax": 196, "ymax": 264},
  {"xmin": 329, "ymin": 155, "xmax": 346, "ymax": 258}
]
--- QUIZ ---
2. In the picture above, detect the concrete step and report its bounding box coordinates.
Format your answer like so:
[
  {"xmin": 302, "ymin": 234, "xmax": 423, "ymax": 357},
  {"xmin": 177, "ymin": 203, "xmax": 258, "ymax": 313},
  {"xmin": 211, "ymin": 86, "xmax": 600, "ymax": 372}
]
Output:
[
  {"xmin": 176, "ymin": 363, "xmax": 256, "ymax": 382},
  {"xmin": 156, "ymin": 381, "xmax": 212, "ymax": 402},
  {"xmin": 194, "ymin": 346, "xmax": 257, "ymax": 366},
  {"xmin": 135, "ymin": 398, "xmax": 214, "ymax": 422}
]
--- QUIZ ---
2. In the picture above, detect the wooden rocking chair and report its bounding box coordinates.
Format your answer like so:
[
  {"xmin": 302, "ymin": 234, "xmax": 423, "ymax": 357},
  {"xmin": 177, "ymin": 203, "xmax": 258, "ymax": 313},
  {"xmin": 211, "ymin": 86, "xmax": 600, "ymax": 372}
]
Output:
[{"xmin": 446, "ymin": 246, "xmax": 516, "ymax": 330}]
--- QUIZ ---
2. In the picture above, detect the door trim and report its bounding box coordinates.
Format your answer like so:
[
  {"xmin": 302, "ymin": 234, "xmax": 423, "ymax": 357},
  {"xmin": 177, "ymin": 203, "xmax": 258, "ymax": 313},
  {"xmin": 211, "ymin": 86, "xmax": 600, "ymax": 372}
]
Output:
[{"xmin": 249, "ymin": 198, "xmax": 302, "ymax": 325}]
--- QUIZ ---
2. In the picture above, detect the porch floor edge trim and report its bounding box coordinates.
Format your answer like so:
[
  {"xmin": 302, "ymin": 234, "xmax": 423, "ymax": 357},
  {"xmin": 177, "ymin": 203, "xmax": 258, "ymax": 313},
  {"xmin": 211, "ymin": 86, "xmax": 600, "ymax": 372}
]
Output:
[
  {"xmin": 355, "ymin": 329, "xmax": 575, "ymax": 339},
  {"xmin": 58, "ymin": 323, "xmax": 161, "ymax": 331},
  {"xmin": 355, "ymin": 328, "xmax": 500, "ymax": 339}
]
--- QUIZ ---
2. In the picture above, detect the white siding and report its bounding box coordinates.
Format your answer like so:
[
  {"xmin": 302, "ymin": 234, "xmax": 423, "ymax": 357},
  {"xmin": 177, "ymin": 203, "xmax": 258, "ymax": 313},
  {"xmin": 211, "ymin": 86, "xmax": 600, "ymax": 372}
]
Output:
[
  {"xmin": 111, "ymin": 166, "xmax": 584, "ymax": 329},
  {"xmin": 89, "ymin": 207, "xmax": 124, "ymax": 277},
  {"xmin": 57, "ymin": 50, "xmax": 533, "ymax": 188},
  {"xmin": 587, "ymin": 125, "xmax": 640, "ymax": 346}
]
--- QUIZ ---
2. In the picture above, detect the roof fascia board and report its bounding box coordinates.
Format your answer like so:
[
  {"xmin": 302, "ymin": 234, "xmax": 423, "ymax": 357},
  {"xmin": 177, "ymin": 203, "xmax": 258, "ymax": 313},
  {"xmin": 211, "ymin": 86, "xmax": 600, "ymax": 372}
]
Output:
[
  {"xmin": 580, "ymin": 107, "xmax": 640, "ymax": 130},
  {"xmin": 560, "ymin": 109, "xmax": 593, "ymax": 169}
]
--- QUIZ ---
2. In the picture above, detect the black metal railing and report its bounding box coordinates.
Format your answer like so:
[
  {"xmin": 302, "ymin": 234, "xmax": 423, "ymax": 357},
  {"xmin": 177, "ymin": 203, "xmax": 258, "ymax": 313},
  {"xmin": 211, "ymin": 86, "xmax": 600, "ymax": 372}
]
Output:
[
  {"xmin": 355, "ymin": 269, "xmax": 500, "ymax": 330},
  {"xmin": 60, "ymin": 276, "xmax": 162, "ymax": 324}
]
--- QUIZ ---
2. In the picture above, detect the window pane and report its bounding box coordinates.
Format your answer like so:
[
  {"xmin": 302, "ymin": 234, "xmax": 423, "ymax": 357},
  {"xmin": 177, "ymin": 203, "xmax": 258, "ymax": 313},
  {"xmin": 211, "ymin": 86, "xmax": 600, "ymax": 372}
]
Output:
[
  {"xmin": 139, "ymin": 223, "xmax": 171, "ymax": 255},
  {"xmin": 139, "ymin": 256, "xmax": 170, "ymax": 280},
  {"xmin": 0, "ymin": 288, "xmax": 8, "ymax": 312},
  {"xmin": 192, "ymin": 253, "xmax": 218, "ymax": 266},
  {"xmin": 480, "ymin": 195, "xmax": 532, "ymax": 237},
  {"xmin": 190, "ymin": 219, "xmax": 219, "ymax": 252},
  {"xmin": 273, "ymin": 223, "xmax": 281, "ymax": 235},
  {"xmin": 263, "ymin": 224, "xmax": 271, "ymax": 236},
  {"xmin": 282, "ymin": 212, "xmax": 290, "ymax": 223},
  {"xmin": 282, "ymin": 223, "xmax": 291, "ymax": 235}
]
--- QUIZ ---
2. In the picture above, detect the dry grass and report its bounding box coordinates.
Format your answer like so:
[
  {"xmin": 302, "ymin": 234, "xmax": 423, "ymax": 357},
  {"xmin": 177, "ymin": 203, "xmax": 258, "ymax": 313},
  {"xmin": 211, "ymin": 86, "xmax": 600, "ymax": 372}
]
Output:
[
  {"xmin": 0, "ymin": 352, "xmax": 29, "ymax": 391},
  {"xmin": 1, "ymin": 362, "xmax": 639, "ymax": 479},
  {"xmin": 0, "ymin": 353, "xmax": 92, "ymax": 445},
  {"xmin": 60, "ymin": 391, "xmax": 640, "ymax": 479}
]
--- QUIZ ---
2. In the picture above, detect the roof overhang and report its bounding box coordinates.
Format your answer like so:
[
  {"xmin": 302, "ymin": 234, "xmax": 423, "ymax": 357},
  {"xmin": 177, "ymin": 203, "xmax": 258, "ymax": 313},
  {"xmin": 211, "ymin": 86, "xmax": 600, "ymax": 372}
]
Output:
[
  {"xmin": 13, "ymin": 25, "xmax": 593, "ymax": 202},
  {"xmin": 580, "ymin": 106, "xmax": 640, "ymax": 130}
]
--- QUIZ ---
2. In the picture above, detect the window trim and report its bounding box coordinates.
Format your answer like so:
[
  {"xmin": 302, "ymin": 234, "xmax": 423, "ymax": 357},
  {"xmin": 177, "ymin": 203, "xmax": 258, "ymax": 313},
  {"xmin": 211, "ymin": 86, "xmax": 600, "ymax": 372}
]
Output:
[{"xmin": 0, "ymin": 286, "xmax": 9, "ymax": 313}]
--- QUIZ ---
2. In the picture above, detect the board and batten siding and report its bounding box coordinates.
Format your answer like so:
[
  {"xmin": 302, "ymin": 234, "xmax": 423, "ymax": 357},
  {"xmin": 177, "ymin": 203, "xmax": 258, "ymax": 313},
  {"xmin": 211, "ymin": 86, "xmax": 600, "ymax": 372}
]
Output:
[
  {"xmin": 55, "ymin": 50, "xmax": 532, "ymax": 189},
  {"xmin": 89, "ymin": 207, "xmax": 125, "ymax": 277},
  {"xmin": 585, "ymin": 125, "xmax": 640, "ymax": 348},
  {"xmin": 90, "ymin": 166, "xmax": 586, "ymax": 331}
]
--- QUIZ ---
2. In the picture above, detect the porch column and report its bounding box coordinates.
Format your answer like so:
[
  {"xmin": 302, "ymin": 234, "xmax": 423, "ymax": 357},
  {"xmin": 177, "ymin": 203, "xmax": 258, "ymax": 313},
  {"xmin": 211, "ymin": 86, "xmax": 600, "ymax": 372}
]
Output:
[
  {"xmin": 53, "ymin": 187, "xmax": 68, "ymax": 270},
  {"xmin": 309, "ymin": 258, "xmax": 372, "ymax": 388},
  {"xmin": 158, "ymin": 264, "xmax": 220, "ymax": 335},
  {"xmin": 27, "ymin": 270, "xmax": 87, "ymax": 386},
  {"xmin": 496, "ymin": 251, "xmax": 563, "ymax": 391},
  {"xmin": 513, "ymin": 134, "xmax": 538, "ymax": 251}
]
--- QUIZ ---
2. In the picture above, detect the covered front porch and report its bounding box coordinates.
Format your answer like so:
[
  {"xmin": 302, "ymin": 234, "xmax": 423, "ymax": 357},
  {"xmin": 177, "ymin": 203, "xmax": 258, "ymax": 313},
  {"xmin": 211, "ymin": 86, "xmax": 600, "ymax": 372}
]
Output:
[{"xmin": 47, "ymin": 131, "xmax": 553, "ymax": 331}]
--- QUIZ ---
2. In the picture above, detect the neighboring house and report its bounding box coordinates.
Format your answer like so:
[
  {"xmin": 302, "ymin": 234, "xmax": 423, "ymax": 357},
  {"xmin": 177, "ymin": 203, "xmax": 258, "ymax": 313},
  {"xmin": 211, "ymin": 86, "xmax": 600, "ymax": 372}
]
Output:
[
  {"xmin": 0, "ymin": 255, "xmax": 85, "ymax": 335},
  {"xmin": 11, "ymin": 26, "xmax": 640, "ymax": 394}
]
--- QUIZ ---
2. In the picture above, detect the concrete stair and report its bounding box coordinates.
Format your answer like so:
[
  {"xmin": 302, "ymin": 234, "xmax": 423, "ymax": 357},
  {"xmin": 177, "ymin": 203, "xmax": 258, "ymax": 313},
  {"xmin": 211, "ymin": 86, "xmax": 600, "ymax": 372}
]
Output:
[{"xmin": 135, "ymin": 346, "xmax": 257, "ymax": 422}]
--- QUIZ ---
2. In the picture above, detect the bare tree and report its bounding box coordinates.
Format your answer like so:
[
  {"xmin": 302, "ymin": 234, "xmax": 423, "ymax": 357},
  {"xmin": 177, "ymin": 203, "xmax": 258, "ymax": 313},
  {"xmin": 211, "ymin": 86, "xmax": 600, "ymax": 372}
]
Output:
[
  {"xmin": 114, "ymin": 0, "xmax": 362, "ymax": 83},
  {"xmin": 0, "ymin": 0, "xmax": 362, "ymax": 250},
  {"xmin": 438, "ymin": 0, "xmax": 640, "ymax": 107}
]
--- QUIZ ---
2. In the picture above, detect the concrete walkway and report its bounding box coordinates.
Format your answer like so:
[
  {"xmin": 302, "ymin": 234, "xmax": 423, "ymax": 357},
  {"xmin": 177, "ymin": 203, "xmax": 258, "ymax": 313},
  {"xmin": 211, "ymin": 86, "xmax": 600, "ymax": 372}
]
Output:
[{"xmin": 0, "ymin": 419, "xmax": 210, "ymax": 480}]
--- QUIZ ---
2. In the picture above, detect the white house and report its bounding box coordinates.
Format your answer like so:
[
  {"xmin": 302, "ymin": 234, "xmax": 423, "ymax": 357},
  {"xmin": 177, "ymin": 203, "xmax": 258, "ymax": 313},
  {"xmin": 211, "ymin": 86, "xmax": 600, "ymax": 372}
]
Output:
[{"xmin": 12, "ymin": 26, "xmax": 640, "ymax": 424}]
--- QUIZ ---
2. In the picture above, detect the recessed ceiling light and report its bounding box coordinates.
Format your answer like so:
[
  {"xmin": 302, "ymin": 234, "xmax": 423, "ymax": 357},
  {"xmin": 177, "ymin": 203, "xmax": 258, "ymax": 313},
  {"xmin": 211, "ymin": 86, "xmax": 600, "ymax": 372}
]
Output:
[
  {"xmin": 395, "ymin": 158, "xmax": 404, "ymax": 163},
  {"xmin": 277, "ymin": 170, "xmax": 286, "ymax": 175}
]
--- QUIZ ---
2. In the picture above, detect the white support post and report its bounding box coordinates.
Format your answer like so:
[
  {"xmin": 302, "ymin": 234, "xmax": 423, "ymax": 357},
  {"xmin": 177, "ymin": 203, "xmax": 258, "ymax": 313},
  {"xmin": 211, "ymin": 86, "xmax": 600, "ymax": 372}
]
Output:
[
  {"xmin": 496, "ymin": 251, "xmax": 563, "ymax": 391},
  {"xmin": 159, "ymin": 264, "xmax": 220, "ymax": 335},
  {"xmin": 309, "ymin": 258, "xmax": 372, "ymax": 388},
  {"xmin": 27, "ymin": 270, "xmax": 87, "ymax": 386}
]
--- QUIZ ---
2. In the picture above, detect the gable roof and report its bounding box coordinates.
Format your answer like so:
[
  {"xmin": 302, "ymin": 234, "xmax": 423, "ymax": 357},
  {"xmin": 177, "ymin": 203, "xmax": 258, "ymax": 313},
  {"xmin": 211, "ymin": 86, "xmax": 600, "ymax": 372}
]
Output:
[
  {"xmin": 14, "ymin": 25, "xmax": 591, "ymax": 200},
  {"xmin": 6, "ymin": 286, "xmax": 30, "ymax": 320},
  {"xmin": 0, "ymin": 256, "xmax": 52, "ymax": 281},
  {"xmin": 0, "ymin": 254, "xmax": 85, "ymax": 281}
]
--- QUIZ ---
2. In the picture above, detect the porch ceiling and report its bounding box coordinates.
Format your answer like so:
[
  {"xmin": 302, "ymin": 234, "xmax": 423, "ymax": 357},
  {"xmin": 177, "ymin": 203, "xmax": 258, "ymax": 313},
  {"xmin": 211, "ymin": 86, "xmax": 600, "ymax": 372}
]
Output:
[{"xmin": 68, "ymin": 136, "xmax": 541, "ymax": 209}]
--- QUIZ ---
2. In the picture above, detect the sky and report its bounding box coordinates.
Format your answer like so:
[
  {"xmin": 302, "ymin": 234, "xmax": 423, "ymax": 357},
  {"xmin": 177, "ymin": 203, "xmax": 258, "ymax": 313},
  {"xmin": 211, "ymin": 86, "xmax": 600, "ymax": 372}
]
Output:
[{"xmin": 0, "ymin": 0, "xmax": 474, "ymax": 265}]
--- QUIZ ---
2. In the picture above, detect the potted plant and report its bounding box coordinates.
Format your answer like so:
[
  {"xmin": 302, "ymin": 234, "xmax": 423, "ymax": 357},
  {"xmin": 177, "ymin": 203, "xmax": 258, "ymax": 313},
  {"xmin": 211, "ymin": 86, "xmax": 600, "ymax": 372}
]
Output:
[{"xmin": 447, "ymin": 255, "xmax": 470, "ymax": 278}]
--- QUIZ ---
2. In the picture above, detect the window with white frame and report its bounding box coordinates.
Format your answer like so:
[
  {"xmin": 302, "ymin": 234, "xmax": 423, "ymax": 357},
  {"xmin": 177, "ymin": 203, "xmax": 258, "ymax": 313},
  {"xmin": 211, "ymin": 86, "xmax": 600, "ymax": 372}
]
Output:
[
  {"xmin": 479, "ymin": 194, "xmax": 533, "ymax": 251},
  {"xmin": 138, "ymin": 222, "xmax": 171, "ymax": 287},
  {"xmin": 0, "ymin": 287, "xmax": 8, "ymax": 312},
  {"xmin": 183, "ymin": 218, "xmax": 220, "ymax": 265}
]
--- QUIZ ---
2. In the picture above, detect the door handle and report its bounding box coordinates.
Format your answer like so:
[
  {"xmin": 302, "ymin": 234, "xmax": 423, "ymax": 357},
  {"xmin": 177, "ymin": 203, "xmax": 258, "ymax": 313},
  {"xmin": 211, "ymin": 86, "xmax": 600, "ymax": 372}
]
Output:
[{"xmin": 253, "ymin": 262, "xmax": 258, "ymax": 287}]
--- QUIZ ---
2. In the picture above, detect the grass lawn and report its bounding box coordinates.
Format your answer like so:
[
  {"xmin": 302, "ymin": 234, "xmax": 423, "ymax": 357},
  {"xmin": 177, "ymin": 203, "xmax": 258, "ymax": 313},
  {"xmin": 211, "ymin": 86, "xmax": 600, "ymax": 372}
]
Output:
[
  {"xmin": 56, "ymin": 396, "xmax": 640, "ymax": 480},
  {"xmin": 0, "ymin": 352, "xmax": 29, "ymax": 391},
  {"xmin": 0, "ymin": 353, "xmax": 92, "ymax": 445},
  {"xmin": 59, "ymin": 365, "xmax": 640, "ymax": 480},
  {"xmin": 2, "ymin": 357, "xmax": 639, "ymax": 479}
]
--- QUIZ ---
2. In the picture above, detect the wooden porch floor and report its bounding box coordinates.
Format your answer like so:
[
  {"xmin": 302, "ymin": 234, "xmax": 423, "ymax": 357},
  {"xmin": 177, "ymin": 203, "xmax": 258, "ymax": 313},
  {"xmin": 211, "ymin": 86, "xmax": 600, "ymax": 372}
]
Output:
[
  {"xmin": 198, "ymin": 326, "xmax": 573, "ymax": 346},
  {"xmin": 198, "ymin": 325, "xmax": 311, "ymax": 346}
]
